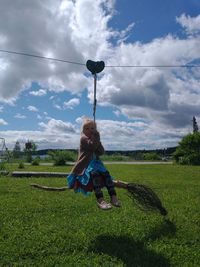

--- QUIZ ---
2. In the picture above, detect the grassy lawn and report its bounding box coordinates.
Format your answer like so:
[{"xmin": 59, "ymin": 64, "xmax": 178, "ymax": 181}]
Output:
[{"xmin": 0, "ymin": 164, "xmax": 200, "ymax": 266}]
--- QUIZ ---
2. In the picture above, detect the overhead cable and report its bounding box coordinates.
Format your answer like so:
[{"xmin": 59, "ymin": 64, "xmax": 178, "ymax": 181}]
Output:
[
  {"xmin": 0, "ymin": 49, "xmax": 200, "ymax": 68},
  {"xmin": 0, "ymin": 49, "xmax": 85, "ymax": 66}
]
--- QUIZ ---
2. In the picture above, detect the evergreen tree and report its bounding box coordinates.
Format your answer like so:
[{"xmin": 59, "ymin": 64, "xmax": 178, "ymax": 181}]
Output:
[
  {"xmin": 13, "ymin": 141, "xmax": 21, "ymax": 158},
  {"xmin": 192, "ymin": 116, "xmax": 199, "ymax": 133}
]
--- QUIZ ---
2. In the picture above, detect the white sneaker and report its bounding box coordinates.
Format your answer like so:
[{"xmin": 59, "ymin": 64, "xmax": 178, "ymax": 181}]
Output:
[{"xmin": 97, "ymin": 200, "xmax": 112, "ymax": 210}]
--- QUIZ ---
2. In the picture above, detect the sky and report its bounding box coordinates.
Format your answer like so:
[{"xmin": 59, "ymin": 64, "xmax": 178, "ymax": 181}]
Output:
[{"xmin": 0, "ymin": 0, "xmax": 200, "ymax": 151}]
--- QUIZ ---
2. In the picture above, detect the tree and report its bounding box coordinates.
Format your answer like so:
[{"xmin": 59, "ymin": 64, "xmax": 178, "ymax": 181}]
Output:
[
  {"xmin": 192, "ymin": 116, "xmax": 199, "ymax": 133},
  {"xmin": 173, "ymin": 132, "xmax": 200, "ymax": 165},
  {"xmin": 24, "ymin": 140, "xmax": 37, "ymax": 162},
  {"xmin": 13, "ymin": 141, "xmax": 21, "ymax": 158},
  {"xmin": 25, "ymin": 140, "xmax": 37, "ymax": 152}
]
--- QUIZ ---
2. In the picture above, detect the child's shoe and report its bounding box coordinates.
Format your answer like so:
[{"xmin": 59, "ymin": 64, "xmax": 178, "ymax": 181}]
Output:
[
  {"xmin": 97, "ymin": 200, "xmax": 112, "ymax": 210},
  {"xmin": 111, "ymin": 197, "xmax": 121, "ymax": 207}
]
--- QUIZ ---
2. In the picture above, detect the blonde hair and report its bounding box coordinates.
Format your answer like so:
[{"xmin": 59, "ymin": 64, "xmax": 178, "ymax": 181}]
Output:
[{"xmin": 81, "ymin": 118, "xmax": 96, "ymax": 133}]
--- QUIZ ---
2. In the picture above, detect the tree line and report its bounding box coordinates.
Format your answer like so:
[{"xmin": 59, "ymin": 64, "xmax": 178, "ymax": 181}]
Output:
[{"xmin": 8, "ymin": 116, "xmax": 200, "ymax": 166}]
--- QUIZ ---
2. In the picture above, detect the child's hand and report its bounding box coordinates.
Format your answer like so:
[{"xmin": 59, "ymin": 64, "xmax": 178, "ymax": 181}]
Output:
[{"xmin": 92, "ymin": 131, "xmax": 100, "ymax": 141}]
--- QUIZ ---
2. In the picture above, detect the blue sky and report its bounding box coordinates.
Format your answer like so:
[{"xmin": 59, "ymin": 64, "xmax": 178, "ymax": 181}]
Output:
[{"xmin": 0, "ymin": 0, "xmax": 200, "ymax": 151}]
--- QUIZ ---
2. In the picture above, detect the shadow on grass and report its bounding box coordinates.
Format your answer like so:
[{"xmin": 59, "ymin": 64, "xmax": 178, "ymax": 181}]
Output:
[
  {"xmin": 143, "ymin": 219, "xmax": 176, "ymax": 241},
  {"xmin": 88, "ymin": 234, "xmax": 170, "ymax": 267}
]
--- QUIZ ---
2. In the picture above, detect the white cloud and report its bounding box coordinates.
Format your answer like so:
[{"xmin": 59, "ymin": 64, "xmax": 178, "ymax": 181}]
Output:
[
  {"xmin": 91, "ymin": 30, "xmax": 200, "ymax": 129},
  {"xmin": 75, "ymin": 116, "xmax": 84, "ymax": 124},
  {"xmin": 69, "ymin": 0, "xmax": 114, "ymax": 59},
  {"xmin": 176, "ymin": 13, "xmax": 200, "ymax": 35},
  {"xmin": 0, "ymin": 118, "xmax": 8, "ymax": 125},
  {"xmin": 64, "ymin": 98, "xmax": 80, "ymax": 109},
  {"xmin": 53, "ymin": 103, "xmax": 62, "ymax": 110},
  {"xmin": 14, "ymin": 113, "xmax": 26, "ymax": 119},
  {"xmin": 0, "ymin": 0, "xmax": 90, "ymax": 102},
  {"xmin": 37, "ymin": 114, "xmax": 42, "ymax": 120},
  {"xmin": 29, "ymin": 89, "xmax": 47, "ymax": 96},
  {"xmin": 115, "ymin": 22, "xmax": 135, "ymax": 44},
  {"xmin": 27, "ymin": 105, "xmax": 39, "ymax": 112},
  {"xmin": 0, "ymin": 117, "xmax": 193, "ymax": 150},
  {"xmin": 0, "ymin": 129, "xmax": 79, "ymax": 150},
  {"xmin": 113, "ymin": 110, "xmax": 121, "ymax": 117},
  {"xmin": 96, "ymin": 119, "xmax": 188, "ymax": 150},
  {"xmin": 39, "ymin": 118, "xmax": 76, "ymax": 134}
]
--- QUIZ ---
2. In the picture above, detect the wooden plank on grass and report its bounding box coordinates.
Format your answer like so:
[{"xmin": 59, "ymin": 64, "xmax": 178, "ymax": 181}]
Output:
[{"xmin": 12, "ymin": 171, "xmax": 68, "ymax": 178}]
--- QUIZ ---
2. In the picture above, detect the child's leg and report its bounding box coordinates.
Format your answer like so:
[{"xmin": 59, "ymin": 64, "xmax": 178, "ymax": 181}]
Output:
[
  {"xmin": 102, "ymin": 171, "xmax": 117, "ymax": 197},
  {"xmin": 90, "ymin": 171, "xmax": 112, "ymax": 210},
  {"xmin": 102, "ymin": 171, "xmax": 121, "ymax": 207},
  {"xmin": 91, "ymin": 171, "xmax": 104, "ymax": 200}
]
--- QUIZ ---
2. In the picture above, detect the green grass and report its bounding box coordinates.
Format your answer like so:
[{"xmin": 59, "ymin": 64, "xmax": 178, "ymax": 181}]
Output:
[{"xmin": 0, "ymin": 164, "xmax": 200, "ymax": 266}]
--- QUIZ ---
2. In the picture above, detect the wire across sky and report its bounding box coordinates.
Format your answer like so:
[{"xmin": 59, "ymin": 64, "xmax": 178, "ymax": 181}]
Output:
[{"xmin": 0, "ymin": 48, "xmax": 200, "ymax": 68}]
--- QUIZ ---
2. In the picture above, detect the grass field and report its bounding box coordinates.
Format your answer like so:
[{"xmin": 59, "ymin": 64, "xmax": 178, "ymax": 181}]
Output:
[{"xmin": 0, "ymin": 164, "xmax": 200, "ymax": 266}]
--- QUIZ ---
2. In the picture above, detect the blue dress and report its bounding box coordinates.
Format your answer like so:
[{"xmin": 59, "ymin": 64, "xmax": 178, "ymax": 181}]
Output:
[{"xmin": 67, "ymin": 155, "xmax": 112, "ymax": 195}]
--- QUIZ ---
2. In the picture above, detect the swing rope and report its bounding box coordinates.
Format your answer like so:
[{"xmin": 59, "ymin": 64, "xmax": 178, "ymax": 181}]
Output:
[{"xmin": 93, "ymin": 73, "xmax": 97, "ymax": 122}]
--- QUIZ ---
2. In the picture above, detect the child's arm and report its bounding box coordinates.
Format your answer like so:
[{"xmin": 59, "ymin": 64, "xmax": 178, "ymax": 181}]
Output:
[
  {"xmin": 80, "ymin": 134, "xmax": 100, "ymax": 152},
  {"xmin": 95, "ymin": 142, "xmax": 104, "ymax": 156},
  {"xmin": 93, "ymin": 131, "xmax": 104, "ymax": 156}
]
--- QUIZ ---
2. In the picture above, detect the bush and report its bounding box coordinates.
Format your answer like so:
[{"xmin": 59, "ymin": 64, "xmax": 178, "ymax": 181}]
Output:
[
  {"xmin": 101, "ymin": 153, "xmax": 130, "ymax": 161},
  {"xmin": 48, "ymin": 150, "xmax": 76, "ymax": 166},
  {"xmin": 32, "ymin": 157, "xmax": 40, "ymax": 166},
  {"xmin": 173, "ymin": 132, "xmax": 200, "ymax": 165},
  {"xmin": 143, "ymin": 152, "xmax": 161, "ymax": 161},
  {"xmin": 18, "ymin": 161, "xmax": 25, "ymax": 169},
  {"xmin": 133, "ymin": 152, "xmax": 144, "ymax": 160}
]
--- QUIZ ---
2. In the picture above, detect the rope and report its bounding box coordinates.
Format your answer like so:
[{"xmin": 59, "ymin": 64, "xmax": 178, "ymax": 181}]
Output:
[
  {"xmin": 0, "ymin": 49, "xmax": 85, "ymax": 66},
  {"xmin": 93, "ymin": 73, "xmax": 97, "ymax": 122},
  {"xmin": 1, "ymin": 49, "xmax": 200, "ymax": 68}
]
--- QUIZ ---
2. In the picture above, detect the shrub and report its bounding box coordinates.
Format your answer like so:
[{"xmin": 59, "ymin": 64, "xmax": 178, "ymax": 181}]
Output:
[
  {"xmin": 0, "ymin": 162, "xmax": 6, "ymax": 170},
  {"xmin": 32, "ymin": 157, "xmax": 40, "ymax": 166},
  {"xmin": 101, "ymin": 153, "xmax": 130, "ymax": 161},
  {"xmin": 143, "ymin": 152, "xmax": 161, "ymax": 161},
  {"xmin": 18, "ymin": 161, "xmax": 25, "ymax": 169},
  {"xmin": 134, "ymin": 152, "xmax": 144, "ymax": 160},
  {"xmin": 48, "ymin": 150, "xmax": 76, "ymax": 166}
]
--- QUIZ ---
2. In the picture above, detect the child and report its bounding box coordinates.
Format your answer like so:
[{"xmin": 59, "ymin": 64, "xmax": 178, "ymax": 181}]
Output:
[{"xmin": 67, "ymin": 118, "xmax": 121, "ymax": 210}]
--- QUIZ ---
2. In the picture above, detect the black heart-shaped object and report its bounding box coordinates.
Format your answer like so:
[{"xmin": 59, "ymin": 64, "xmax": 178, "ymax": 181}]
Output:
[{"xmin": 86, "ymin": 60, "xmax": 105, "ymax": 74}]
